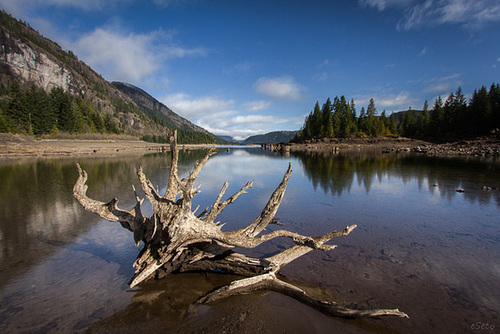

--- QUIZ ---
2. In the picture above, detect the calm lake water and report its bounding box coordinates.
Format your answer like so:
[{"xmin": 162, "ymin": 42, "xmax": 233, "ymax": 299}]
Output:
[{"xmin": 0, "ymin": 148, "xmax": 499, "ymax": 333}]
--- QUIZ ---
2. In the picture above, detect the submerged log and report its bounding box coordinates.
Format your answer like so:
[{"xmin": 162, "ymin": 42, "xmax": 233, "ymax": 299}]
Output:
[{"xmin": 73, "ymin": 131, "xmax": 408, "ymax": 319}]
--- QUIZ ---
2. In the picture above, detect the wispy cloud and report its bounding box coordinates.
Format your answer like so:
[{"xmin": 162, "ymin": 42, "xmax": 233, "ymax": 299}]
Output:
[
  {"xmin": 418, "ymin": 46, "xmax": 428, "ymax": 56},
  {"xmin": 253, "ymin": 76, "xmax": 305, "ymax": 101},
  {"xmin": 356, "ymin": 92, "xmax": 420, "ymax": 111},
  {"xmin": 70, "ymin": 28, "xmax": 205, "ymax": 84},
  {"xmin": 359, "ymin": 0, "xmax": 413, "ymax": 11},
  {"xmin": 243, "ymin": 100, "xmax": 271, "ymax": 112},
  {"xmin": 0, "ymin": 0, "xmax": 127, "ymax": 14},
  {"xmin": 423, "ymin": 73, "xmax": 462, "ymax": 94},
  {"xmin": 359, "ymin": 0, "xmax": 500, "ymax": 30},
  {"xmin": 152, "ymin": 0, "xmax": 191, "ymax": 8}
]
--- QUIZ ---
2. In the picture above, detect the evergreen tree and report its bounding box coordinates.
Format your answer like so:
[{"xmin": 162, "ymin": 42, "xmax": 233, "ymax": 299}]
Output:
[
  {"xmin": 489, "ymin": 83, "xmax": 500, "ymax": 129},
  {"xmin": 431, "ymin": 96, "xmax": 444, "ymax": 135},
  {"xmin": 365, "ymin": 98, "xmax": 377, "ymax": 136},
  {"xmin": 322, "ymin": 98, "xmax": 334, "ymax": 137},
  {"xmin": 50, "ymin": 87, "xmax": 73, "ymax": 132},
  {"xmin": 358, "ymin": 107, "xmax": 367, "ymax": 135},
  {"xmin": 468, "ymin": 86, "xmax": 489, "ymax": 134},
  {"xmin": 417, "ymin": 103, "xmax": 431, "ymax": 137},
  {"xmin": 311, "ymin": 101, "xmax": 323, "ymax": 137}
]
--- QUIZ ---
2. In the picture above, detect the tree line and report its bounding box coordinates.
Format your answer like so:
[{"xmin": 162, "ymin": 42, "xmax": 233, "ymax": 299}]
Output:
[
  {"xmin": 398, "ymin": 84, "xmax": 500, "ymax": 138},
  {"xmin": 298, "ymin": 83, "xmax": 500, "ymax": 141},
  {"xmin": 0, "ymin": 82, "xmax": 120, "ymax": 135},
  {"xmin": 298, "ymin": 96, "xmax": 397, "ymax": 140}
]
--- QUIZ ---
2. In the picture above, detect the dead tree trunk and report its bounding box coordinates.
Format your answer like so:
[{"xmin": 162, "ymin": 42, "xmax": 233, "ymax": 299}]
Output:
[{"xmin": 73, "ymin": 131, "xmax": 408, "ymax": 319}]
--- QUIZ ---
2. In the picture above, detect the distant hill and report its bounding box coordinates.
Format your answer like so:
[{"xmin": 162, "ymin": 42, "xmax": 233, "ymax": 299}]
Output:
[
  {"xmin": 243, "ymin": 131, "xmax": 298, "ymax": 145},
  {"xmin": 0, "ymin": 10, "xmax": 221, "ymax": 144}
]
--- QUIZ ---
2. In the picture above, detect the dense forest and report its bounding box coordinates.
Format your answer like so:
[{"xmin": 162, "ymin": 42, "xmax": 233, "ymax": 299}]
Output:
[
  {"xmin": 298, "ymin": 83, "xmax": 500, "ymax": 141},
  {"xmin": 0, "ymin": 82, "xmax": 120, "ymax": 135}
]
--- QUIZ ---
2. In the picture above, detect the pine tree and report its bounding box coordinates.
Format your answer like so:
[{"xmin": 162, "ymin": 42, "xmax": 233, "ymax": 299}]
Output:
[
  {"xmin": 488, "ymin": 83, "xmax": 500, "ymax": 130},
  {"xmin": 417, "ymin": 101, "xmax": 431, "ymax": 137},
  {"xmin": 311, "ymin": 101, "xmax": 323, "ymax": 138},
  {"xmin": 431, "ymin": 96, "xmax": 444, "ymax": 136},
  {"xmin": 365, "ymin": 98, "xmax": 377, "ymax": 136},
  {"xmin": 322, "ymin": 98, "xmax": 334, "ymax": 137}
]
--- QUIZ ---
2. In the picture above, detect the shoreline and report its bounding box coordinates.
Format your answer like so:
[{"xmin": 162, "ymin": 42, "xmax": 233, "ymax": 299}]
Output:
[
  {"xmin": 0, "ymin": 133, "xmax": 219, "ymax": 158},
  {"xmin": 1, "ymin": 133, "xmax": 499, "ymax": 158},
  {"xmin": 274, "ymin": 136, "xmax": 500, "ymax": 157}
]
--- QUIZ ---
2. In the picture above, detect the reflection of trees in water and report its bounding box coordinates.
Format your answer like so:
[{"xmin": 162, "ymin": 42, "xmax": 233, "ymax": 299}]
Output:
[
  {"xmin": 293, "ymin": 150, "xmax": 500, "ymax": 206},
  {"xmin": 0, "ymin": 151, "xmax": 206, "ymax": 288}
]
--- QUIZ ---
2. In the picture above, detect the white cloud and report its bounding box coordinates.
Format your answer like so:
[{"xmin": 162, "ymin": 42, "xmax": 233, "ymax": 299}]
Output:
[
  {"xmin": 70, "ymin": 28, "xmax": 205, "ymax": 84},
  {"xmin": 254, "ymin": 76, "xmax": 304, "ymax": 101},
  {"xmin": 161, "ymin": 93, "xmax": 288, "ymax": 141},
  {"xmin": 198, "ymin": 115, "xmax": 288, "ymax": 142},
  {"xmin": 162, "ymin": 93, "xmax": 235, "ymax": 118}
]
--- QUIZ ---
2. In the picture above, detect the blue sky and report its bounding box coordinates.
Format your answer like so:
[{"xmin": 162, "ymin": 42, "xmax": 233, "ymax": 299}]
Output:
[{"xmin": 1, "ymin": 0, "xmax": 500, "ymax": 140}]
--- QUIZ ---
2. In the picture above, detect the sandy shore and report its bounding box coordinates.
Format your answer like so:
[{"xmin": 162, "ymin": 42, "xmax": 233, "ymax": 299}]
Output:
[{"xmin": 0, "ymin": 133, "xmax": 216, "ymax": 158}]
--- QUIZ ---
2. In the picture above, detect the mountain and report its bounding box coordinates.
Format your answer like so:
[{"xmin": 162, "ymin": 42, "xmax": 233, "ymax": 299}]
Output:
[
  {"xmin": 243, "ymin": 131, "xmax": 298, "ymax": 145},
  {"xmin": 0, "ymin": 11, "xmax": 221, "ymax": 143},
  {"xmin": 111, "ymin": 82, "xmax": 227, "ymax": 144}
]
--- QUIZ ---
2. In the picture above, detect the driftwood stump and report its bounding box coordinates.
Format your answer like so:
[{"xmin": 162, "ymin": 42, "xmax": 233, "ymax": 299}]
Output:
[{"xmin": 73, "ymin": 131, "xmax": 408, "ymax": 319}]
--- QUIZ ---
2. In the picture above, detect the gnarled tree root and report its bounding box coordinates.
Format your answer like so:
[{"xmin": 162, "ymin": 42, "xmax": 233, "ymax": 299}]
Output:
[{"xmin": 73, "ymin": 130, "xmax": 408, "ymax": 319}]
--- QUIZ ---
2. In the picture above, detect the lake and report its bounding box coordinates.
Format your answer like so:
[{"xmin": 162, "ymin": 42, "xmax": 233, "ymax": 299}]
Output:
[{"xmin": 0, "ymin": 148, "xmax": 499, "ymax": 333}]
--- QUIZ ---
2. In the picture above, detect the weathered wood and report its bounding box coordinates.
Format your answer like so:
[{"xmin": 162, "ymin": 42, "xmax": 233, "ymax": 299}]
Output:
[{"xmin": 73, "ymin": 130, "xmax": 408, "ymax": 319}]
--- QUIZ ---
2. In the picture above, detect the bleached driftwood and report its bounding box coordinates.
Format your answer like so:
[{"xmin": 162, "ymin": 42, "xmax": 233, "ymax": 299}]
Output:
[{"xmin": 73, "ymin": 131, "xmax": 408, "ymax": 319}]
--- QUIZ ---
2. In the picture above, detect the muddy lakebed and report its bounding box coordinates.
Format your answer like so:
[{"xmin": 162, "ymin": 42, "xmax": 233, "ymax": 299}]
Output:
[{"xmin": 0, "ymin": 147, "xmax": 499, "ymax": 333}]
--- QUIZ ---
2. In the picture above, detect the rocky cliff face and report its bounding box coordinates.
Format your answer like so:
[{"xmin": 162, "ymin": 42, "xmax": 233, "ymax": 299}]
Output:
[{"xmin": 0, "ymin": 27, "xmax": 74, "ymax": 93}]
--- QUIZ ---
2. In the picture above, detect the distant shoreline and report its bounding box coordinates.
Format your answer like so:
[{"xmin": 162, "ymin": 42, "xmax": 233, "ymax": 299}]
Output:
[{"xmin": 271, "ymin": 136, "xmax": 500, "ymax": 157}]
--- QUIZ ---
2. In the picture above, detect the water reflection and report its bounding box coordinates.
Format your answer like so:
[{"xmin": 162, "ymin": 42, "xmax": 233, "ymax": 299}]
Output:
[
  {"xmin": 293, "ymin": 149, "xmax": 500, "ymax": 206},
  {"xmin": 1, "ymin": 148, "xmax": 500, "ymax": 333}
]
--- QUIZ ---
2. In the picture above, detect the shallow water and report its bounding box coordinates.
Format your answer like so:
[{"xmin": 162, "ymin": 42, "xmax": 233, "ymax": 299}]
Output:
[{"xmin": 0, "ymin": 148, "xmax": 499, "ymax": 333}]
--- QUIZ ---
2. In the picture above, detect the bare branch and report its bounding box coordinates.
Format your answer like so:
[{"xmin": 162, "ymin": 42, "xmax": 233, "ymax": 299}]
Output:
[
  {"xmin": 227, "ymin": 163, "xmax": 292, "ymax": 239},
  {"xmin": 73, "ymin": 164, "xmax": 145, "ymax": 235},
  {"xmin": 196, "ymin": 272, "xmax": 409, "ymax": 318},
  {"xmin": 266, "ymin": 225, "xmax": 357, "ymax": 271},
  {"xmin": 164, "ymin": 130, "xmax": 180, "ymax": 201},
  {"xmin": 204, "ymin": 180, "xmax": 254, "ymax": 223}
]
